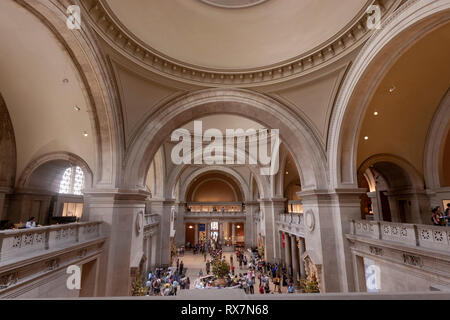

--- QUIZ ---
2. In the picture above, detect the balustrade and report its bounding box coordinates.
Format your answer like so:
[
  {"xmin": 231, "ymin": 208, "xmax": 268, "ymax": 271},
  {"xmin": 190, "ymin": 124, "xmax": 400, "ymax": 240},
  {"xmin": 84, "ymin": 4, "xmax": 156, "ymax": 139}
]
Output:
[
  {"xmin": 0, "ymin": 222, "xmax": 102, "ymax": 263},
  {"xmin": 351, "ymin": 220, "xmax": 450, "ymax": 251}
]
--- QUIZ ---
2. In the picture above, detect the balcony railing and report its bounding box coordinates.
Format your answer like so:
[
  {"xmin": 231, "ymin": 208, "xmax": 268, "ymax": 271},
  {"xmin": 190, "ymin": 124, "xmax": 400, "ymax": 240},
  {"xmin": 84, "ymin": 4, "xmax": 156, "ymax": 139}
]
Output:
[
  {"xmin": 279, "ymin": 212, "xmax": 304, "ymax": 225},
  {"xmin": 184, "ymin": 211, "xmax": 246, "ymax": 218},
  {"xmin": 0, "ymin": 221, "xmax": 102, "ymax": 263},
  {"xmin": 144, "ymin": 214, "xmax": 160, "ymax": 226},
  {"xmin": 350, "ymin": 220, "xmax": 450, "ymax": 251}
]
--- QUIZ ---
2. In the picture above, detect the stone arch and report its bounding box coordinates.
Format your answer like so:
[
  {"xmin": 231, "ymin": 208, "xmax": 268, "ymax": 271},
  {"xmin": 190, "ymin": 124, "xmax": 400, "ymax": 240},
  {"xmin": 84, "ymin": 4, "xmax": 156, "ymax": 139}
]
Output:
[
  {"xmin": 328, "ymin": 0, "xmax": 450, "ymax": 189},
  {"xmin": 18, "ymin": 0, "xmax": 121, "ymax": 188},
  {"xmin": 146, "ymin": 146, "xmax": 166, "ymax": 198},
  {"xmin": 18, "ymin": 151, "xmax": 93, "ymax": 192},
  {"xmin": 0, "ymin": 93, "xmax": 16, "ymax": 189},
  {"xmin": 358, "ymin": 154, "xmax": 424, "ymax": 191},
  {"xmin": 124, "ymin": 89, "xmax": 328, "ymax": 192},
  {"xmin": 424, "ymin": 89, "xmax": 450, "ymax": 189},
  {"xmin": 190, "ymin": 177, "xmax": 240, "ymax": 202},
  {"xmin": 178, "ymin": 166, "xmax": 251, "ymax": 203}
]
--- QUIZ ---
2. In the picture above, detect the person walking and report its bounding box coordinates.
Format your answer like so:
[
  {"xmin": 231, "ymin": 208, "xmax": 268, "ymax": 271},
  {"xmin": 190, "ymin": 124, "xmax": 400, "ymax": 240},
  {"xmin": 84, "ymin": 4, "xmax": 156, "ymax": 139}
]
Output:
[{"xmin": 203, "ymin": 249, "xmax": 207, "ymax": 262}]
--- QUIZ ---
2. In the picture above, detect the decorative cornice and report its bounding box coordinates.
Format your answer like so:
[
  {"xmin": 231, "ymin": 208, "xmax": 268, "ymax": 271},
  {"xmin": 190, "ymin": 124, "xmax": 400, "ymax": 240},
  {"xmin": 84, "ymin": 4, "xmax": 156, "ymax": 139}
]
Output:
[
  {"xmin": 79, "ymin": 0, "xmax": 401, "ymax": 87},
  {"xmin": 199, "ymin": 0, "xmax": 269, "ymax": 9}
]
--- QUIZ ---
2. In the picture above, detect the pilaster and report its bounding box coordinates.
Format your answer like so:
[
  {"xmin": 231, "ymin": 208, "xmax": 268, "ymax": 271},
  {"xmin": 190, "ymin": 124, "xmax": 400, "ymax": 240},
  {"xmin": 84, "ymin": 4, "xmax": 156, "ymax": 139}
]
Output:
[
  {"xmin": 83, "ymin": 189, "xmax": 149, "ymax": 297},
  {"xmin": 149, "ymin": 198, "xmax": 175, "ymax": 267}
]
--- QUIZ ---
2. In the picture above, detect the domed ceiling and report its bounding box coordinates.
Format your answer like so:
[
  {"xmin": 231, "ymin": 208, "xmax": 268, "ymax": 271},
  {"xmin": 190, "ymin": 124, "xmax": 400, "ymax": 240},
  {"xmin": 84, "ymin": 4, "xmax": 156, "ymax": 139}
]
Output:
[{"xmin": 103, "ymin": 0, "xmax": 370, "ymax": 70}]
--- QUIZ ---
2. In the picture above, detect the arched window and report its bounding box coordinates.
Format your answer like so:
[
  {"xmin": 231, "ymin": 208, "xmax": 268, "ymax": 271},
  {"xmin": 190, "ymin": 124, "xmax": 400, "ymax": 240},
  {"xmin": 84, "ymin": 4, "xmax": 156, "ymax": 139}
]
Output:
[{"xmin": 59, "ymin": 166, "xmax": 85, "ymax": 195}]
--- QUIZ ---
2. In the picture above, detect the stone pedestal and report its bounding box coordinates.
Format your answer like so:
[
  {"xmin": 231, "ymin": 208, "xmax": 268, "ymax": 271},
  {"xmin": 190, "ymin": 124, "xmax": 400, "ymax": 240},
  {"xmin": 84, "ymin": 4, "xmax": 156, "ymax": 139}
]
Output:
[{"xmin": 83, "ymin": 189, "xmax": 149, "ymax": 297}]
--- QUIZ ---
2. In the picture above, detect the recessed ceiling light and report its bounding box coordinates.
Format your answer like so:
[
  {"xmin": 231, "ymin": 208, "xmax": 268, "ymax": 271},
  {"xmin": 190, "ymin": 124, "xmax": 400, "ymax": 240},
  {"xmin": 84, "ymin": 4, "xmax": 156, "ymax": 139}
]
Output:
[
  {"xmin": 364, "ymin": 136, "xmax": 369, "ymax": 140},
  {"xmin": 83, "ymin": 131, "xmax": 88, "ymax": 137},
  {"xmin": 74, "ymin": 106, "xmax": 80, "ymax": 111},
  {"xmin": 63, "ymin": 79, "xmax": 69, "ymax": 84},
  {"xmin": 286, "ymin": 171, "xmax": 289, "ymax": 175},
  {"xmin": 389, "ymin": 85, "xmax": 396, "ymax": 93},
  {"xmin": 373, "ymin": 111, "xmax": 379, "ymax": 116}
]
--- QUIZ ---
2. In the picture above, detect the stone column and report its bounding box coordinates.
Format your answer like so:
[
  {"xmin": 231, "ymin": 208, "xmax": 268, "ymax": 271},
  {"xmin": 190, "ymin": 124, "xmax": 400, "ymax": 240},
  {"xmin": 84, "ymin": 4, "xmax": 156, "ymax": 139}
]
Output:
[
  {"xmin": 151, "ymin": 232, "xmax": 157, "ymax": 268},
  {"xmin": 149, "ymin": 198, "xmax": 175, "ymax": 267},
  {"xmin": 174, "ymin": 202, "xmax": 186, "ymax": 247},
  {"xmin": 0, "ymin": 188, "xmax": 9, "ymax": 221},
  {"xmin": 259, "ymin": 198, "xmax": 285, "ymax": 263},
  {"xmin": 194, "ymin": 223, "xmax": 198, "ymax": 244},
  {"xmin": 279, "ymin": 231, "xmax": 285, "ymax": 264},
  {"xmin": 147, "ymin": 235, "xmax": 152, "ymax": 272},
  {"xmin": 367, "ymin": 192, "xmax": 381, "ymax": 221},
  {"xmin": 83, "ymin": 189, "xmax": 149, "ymax": 297},
  {"xmin": 298, "ymin": 188, "xmax": 366, "ymax": 293},
  {"xmin": 232, "ymin": 223, "xmax": 236, "ymax": 245},
  {"xmin": 284, "ymin": 232, "xmax": 292, "ymax": 276},
  {"xmin": 298, "ymin": 237, "xmax": 306, "ymax": 280},
  {"xmin": 244, "ymin": 201, "xmax": 258, "ymax": 248},
  {"xmin": 290, "ymin": 234, "xmax": 300, "ymax": 287},
  {"xmin": 218, "ymin": 222, "xmax": 223, "ymax": 243},
  {"xmin": 207, "ymin": 220, "xmax": 211, "ymax": 242}
]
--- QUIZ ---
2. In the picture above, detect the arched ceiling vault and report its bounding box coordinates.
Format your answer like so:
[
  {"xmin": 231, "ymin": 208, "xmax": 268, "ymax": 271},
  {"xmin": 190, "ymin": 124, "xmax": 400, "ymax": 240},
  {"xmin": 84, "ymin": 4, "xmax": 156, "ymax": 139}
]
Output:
[
  {"xmin": 357, "ymin": 21, "xmax": 450, "ymax": 181},
  {"xmin": 0, "ymin": 0, "xmax": 95, "ymax": 185}
]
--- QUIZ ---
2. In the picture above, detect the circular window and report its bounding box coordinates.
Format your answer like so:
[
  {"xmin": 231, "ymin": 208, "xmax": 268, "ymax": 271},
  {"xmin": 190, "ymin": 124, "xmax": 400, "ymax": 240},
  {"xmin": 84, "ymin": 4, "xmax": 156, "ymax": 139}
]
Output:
[{"xmin": 199, "ymin": 0, "xmax": 269, "ymax": 9}]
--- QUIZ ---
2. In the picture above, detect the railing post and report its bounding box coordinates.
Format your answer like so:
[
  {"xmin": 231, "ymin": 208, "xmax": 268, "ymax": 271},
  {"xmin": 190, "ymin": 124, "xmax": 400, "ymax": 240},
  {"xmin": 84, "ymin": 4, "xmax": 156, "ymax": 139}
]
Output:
[
  {"xmin": 350, "ymin": 220, "xmax": 355, "ymax": 235},
  {"xmin": 45, "ymin": 228, "xmax": 50, "ymax": 250},
  {"xmin": 377, "ymin": 221, "xmax": 382, "ymax": 240},
  {"xmin": 414, "ymin": 224, "xmax": 419, "ymax": 247}
]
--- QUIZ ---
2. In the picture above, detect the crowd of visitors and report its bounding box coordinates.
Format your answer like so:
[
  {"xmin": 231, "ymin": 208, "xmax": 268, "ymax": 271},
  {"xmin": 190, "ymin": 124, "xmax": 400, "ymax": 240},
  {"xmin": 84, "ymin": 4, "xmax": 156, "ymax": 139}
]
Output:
[
  {"xmin": 431, "ymin": 203, "xmax": 450, "ymax": 226},
  {"xmin": 144, "ymin": 260, "xmax": 191, "ymax": 296},
  {"xmin": 198, "ymin": 246, "xmax": 296, "ymax": 294}
]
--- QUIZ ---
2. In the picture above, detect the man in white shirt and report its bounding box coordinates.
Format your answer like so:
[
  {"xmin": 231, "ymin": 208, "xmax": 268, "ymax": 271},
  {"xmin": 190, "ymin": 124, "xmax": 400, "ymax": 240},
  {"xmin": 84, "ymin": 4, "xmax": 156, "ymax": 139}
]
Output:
[{"xmin": 25, "ymin": 217, "xmax": 37, "ymax": 228}]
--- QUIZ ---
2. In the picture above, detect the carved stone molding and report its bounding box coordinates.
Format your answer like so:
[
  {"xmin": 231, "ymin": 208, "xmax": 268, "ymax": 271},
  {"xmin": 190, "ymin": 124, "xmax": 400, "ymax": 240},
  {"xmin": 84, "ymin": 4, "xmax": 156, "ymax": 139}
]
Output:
[
  {"xmin": 0, "ymin": 272, "xmax": 18, "ymax": 289},
  {"xmin": 304, "ymin": 210, "xmax": 315, "ymax": 232},
  {"xmin": 79, "ymin": 0, "xmax": 400, "ymax": 87},
  {"xmin": 45, "ymin": 258, "xmax": 60, "ymax": 271},
  {"xmin": 369, "ymin": 246, "xmax": 383, "ymax": 256},
  {"xmin": 403, "ymin": 254, "xmax": 422, "ymax": 267}
]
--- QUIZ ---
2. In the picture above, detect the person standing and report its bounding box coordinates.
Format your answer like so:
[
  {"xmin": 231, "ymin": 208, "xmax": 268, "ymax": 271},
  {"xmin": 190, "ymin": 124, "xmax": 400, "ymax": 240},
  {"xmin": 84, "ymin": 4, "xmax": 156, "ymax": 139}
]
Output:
[
  {"xmin": 172, "ymin": 279, "xmax": 179, "ymax": 296},
  {"xmin": 206, "ymin": 260, "xmax": 211, "ymax": 274},
  {"xmin": 287, "ymin": 282, "xmax": 295, "ymax": 293},
  {"xmin": 179, "ymin": 260, "xmax": 184, "ymax": 275},
  {"xmin": 203, "ymin": 249, "xmax": 207, "ymax": 262},
  {"xmin": 248, "ymin": 277, "xmax": 254, "ymax": 294}
]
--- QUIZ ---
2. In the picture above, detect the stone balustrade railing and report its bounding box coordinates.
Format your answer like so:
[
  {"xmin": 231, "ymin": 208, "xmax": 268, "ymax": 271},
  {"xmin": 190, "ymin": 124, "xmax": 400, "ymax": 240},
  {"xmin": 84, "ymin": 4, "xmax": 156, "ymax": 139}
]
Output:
[
  {"xmin": 144, "ymin": 214, "xmax": 160, "ymax": 226},
  {"xmin": 351, "ymin": 220, "xmax": 450, "ymax": 251},
  {"xmin": 0, "ymin": 222, "xmax": 102, "ymax": 263},
  {"xmin": 184, "ymin": 211, "xmax": 246, "ymax": 218},
  {"xmin": 279, "ymin": 212, "xmax": 304, "ymax": 225}
]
